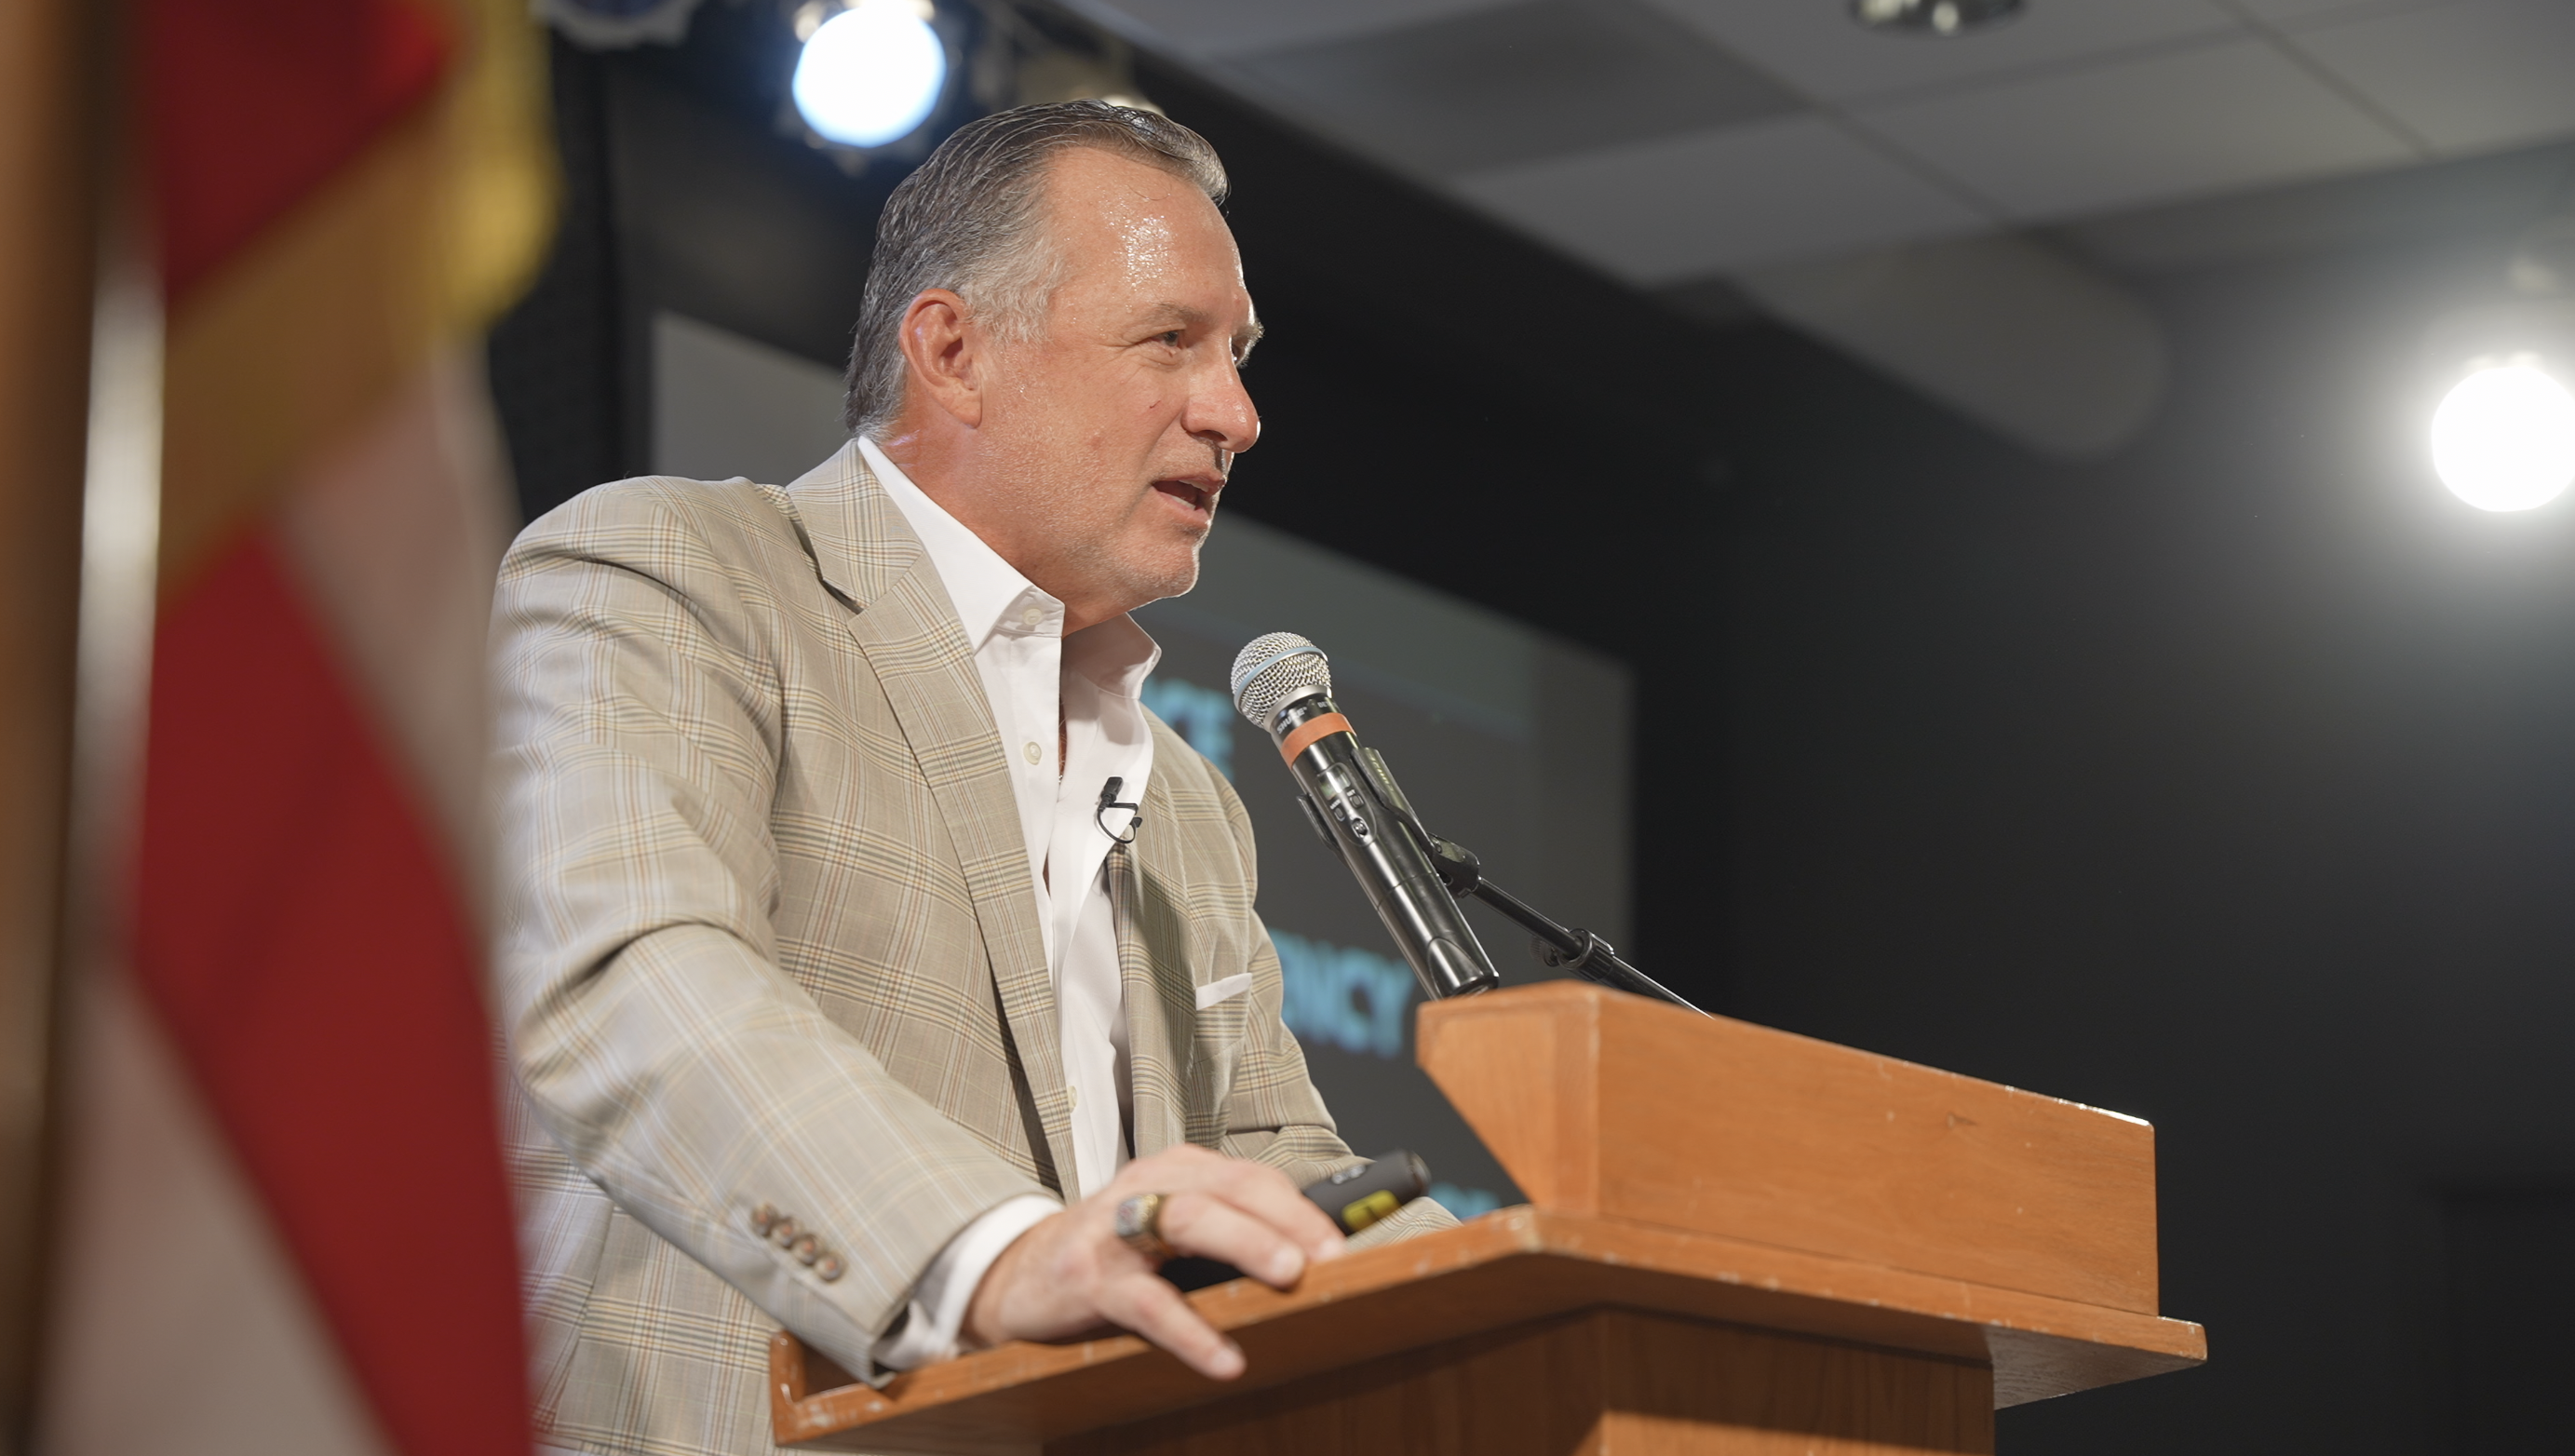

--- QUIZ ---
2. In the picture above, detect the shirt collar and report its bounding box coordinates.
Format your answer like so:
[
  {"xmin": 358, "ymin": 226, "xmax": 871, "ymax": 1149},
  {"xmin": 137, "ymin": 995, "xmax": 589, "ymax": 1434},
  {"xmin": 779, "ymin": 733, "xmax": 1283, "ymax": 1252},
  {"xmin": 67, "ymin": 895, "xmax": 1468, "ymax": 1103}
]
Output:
[
  {"xmin": 1066, "ymin": 613, "xmax": 1161, "ymax": 699},
  {"xmin": 858, "ymin": 437, "xmax": 1162, "ymax": 693},
  {"xmin": 862, "ymin": 436, "xmax": 1057, "ymax": 652}
]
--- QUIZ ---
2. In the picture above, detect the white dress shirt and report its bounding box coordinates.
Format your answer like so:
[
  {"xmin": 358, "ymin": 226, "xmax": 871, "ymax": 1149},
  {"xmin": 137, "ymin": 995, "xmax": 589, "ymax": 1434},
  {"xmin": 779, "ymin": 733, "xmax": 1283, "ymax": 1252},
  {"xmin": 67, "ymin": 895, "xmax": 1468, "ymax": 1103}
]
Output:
[{"xmin": 859, "ymin": 438, "xmax": 1161, "ymax": 1368}]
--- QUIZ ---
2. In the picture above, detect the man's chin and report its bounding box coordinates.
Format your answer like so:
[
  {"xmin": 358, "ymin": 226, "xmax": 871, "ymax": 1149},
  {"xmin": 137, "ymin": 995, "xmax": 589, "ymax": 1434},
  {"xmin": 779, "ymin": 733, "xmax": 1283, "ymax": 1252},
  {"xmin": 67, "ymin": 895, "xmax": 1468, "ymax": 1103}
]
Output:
[
  {"xmin": 1120, "ymin": 543, "xmax": 1202, "ymax": 609},
  {"xmin": 1135, "ymin": 559, "xmax": 1200, "ymax": 607},
  {"xmin": 1063, "ymin": 529, "xmax": 1203, "ymax": 618}
]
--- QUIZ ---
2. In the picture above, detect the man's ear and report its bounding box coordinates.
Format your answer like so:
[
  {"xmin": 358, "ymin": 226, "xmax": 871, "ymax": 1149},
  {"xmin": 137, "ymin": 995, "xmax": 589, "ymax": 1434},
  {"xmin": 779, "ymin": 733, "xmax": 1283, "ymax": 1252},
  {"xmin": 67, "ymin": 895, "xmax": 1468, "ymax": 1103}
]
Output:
[{"xmin": 896, "ymin": 289, "xmax": 984, "ymax": 427}]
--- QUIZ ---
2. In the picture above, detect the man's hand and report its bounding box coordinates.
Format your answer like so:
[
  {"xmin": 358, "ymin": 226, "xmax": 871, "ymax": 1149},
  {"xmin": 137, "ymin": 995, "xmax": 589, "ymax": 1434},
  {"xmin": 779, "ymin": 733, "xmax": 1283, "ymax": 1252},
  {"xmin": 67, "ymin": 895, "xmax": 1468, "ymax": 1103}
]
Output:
[{"xmin": 961, "ymin": 1144, "xmax": 1343, "ymax": 1379}]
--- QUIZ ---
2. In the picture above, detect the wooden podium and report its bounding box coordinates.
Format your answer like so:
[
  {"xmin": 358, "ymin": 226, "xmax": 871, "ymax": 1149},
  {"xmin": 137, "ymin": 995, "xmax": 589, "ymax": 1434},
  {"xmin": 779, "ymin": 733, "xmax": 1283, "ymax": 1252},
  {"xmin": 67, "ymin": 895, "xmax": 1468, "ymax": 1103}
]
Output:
[{"xmin": 769, "ymin": 983, "xmax": 2205, "ymax": 1453}]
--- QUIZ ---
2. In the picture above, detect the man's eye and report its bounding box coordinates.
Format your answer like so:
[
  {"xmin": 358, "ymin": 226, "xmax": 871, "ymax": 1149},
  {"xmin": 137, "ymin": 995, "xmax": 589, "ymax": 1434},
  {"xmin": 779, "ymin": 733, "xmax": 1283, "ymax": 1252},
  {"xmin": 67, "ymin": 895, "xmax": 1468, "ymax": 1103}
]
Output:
[{"xmin": 1159, "ymin": 330, "xmax": 1183, "ymax": 346}]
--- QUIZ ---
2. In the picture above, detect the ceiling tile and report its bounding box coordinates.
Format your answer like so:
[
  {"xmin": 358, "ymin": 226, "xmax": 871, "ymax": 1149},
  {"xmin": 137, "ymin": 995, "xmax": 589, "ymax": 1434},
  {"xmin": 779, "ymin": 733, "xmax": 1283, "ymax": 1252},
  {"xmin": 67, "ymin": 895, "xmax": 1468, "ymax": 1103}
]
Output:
[
  {"xmin": 1856, "ymin": 36, "xmax": 2419, "ymax": 221},
  {"xmin": 2288, "ymin": 0, "xmax": 2575, "ymax": 156},
  {"xmin": 1070, "ymin": 0, "xmax": 1517, "ymax": 60},
  {"xmin": 1641, "ymin": 0, "xmax": 2241, "ymax": 105},
  {"xmin": 1451, "ymin": 115, "xmax": 1991, "ymax": 283},
  {"xmin": 1231, "ymin": 0, "xmax": 1805, "ymax": 176}
]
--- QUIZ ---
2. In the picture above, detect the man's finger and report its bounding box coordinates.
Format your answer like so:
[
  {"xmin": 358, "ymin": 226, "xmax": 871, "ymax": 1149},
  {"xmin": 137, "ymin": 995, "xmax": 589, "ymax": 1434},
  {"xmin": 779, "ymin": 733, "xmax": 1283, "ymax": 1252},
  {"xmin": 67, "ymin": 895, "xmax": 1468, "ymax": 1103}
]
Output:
[
  {"xmin": 1154, "ymin": 1192, "xmax": 1307, "ymax": 1287},
  {"xmin": 1124, "ymin": 1146, "xmax": 1342, "ymax": 1258},
  {"xmin": 1184, "ymin": 1156, "xmax": 1345, "ymax": 1260},
  {"xmin": 1097, "ymin": 1269, "xmax": 1246, "ymax": 1381}
]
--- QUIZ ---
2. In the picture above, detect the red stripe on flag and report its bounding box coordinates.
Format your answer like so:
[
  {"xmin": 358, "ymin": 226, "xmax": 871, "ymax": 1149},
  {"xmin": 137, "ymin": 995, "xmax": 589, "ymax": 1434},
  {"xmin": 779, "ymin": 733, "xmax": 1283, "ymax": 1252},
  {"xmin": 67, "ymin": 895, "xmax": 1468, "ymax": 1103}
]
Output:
[
  {"xmin": 133, "ymin": 531, "xmax": 528, "ymax": 1456},
  {"xmin": 146, "ymin": 0, "xmax": 452, "ymax": 305}
]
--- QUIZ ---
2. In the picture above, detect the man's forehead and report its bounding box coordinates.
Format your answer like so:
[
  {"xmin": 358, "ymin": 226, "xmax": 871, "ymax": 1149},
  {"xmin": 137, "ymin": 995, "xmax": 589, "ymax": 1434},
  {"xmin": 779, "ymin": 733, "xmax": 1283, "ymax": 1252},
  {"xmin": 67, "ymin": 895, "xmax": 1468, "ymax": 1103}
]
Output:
[
  {"xmin": 1040, "ymin": 152, "xmax": 1251, "ymax": 309},
  {"xmin": 1041, "ymin": 149, "xmax": 1234, "ymax": 250}
]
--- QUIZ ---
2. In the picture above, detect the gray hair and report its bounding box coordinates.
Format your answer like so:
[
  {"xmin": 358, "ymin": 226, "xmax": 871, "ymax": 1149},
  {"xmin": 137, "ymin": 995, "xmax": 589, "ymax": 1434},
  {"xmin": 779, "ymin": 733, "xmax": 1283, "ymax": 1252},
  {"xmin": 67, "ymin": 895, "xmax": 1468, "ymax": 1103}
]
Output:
[{"xmin": 842, "ymin": 101, "xmax": 1230, "ymax": 437}]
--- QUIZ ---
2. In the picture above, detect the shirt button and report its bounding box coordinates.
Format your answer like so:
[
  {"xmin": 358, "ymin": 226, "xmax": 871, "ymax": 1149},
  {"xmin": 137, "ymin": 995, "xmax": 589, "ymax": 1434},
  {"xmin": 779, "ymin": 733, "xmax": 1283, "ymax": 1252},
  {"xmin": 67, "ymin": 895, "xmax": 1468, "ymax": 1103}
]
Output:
[
  {"xmin": 1068, "ymin": 1085, "xmax": 1079, "ymax": 1109},
  {"xmin": 1024, "ymin": 741, "xmax": 1042, "ymax": 764},
  {"xmin": 1020, "ymin": 606, "xmax": 1045, "ymax": 627}
]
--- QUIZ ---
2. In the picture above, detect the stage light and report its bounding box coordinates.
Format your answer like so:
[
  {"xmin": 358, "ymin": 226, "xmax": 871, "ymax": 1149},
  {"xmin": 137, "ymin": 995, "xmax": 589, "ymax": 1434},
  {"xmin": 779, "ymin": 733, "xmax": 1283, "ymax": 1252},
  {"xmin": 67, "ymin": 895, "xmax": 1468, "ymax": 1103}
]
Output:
[
  {"xmin": 791, "ymin": 0, "xmax": 947, "ymax": 151},
  {"xmin": 2430, "ymin": 358, "xmax": 2575, "ymax": 512}
]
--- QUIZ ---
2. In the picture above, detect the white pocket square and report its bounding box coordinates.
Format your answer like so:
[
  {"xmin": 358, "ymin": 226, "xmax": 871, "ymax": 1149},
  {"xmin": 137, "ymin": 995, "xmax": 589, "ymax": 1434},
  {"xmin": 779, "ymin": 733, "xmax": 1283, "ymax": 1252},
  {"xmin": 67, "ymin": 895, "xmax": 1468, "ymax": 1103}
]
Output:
[{"xmin": 1194, "ymin": 973, "xmax": 1256, "ymax": 1010}]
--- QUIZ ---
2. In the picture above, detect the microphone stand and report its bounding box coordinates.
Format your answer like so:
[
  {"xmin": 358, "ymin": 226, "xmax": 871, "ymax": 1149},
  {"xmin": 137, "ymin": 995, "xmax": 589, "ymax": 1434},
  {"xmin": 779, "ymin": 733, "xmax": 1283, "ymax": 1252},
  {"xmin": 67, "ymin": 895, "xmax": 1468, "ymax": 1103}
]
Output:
[
  {"xmin": 1426, "ymin": 838, "xmax": 1707, "ymax": 1016},
  {"xmin": 1349, "ymin": 747, "xmax": 1707, "ymax": 1016}
]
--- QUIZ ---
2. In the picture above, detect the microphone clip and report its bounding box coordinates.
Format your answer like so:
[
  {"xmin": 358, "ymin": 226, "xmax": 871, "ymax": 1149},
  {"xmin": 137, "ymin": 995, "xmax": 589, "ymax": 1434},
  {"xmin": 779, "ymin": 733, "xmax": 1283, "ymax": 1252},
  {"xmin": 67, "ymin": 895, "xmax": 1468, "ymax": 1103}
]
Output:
[{"xmin": 1095, "ymin": 775, "xmax": 1143, "ymax": 845}]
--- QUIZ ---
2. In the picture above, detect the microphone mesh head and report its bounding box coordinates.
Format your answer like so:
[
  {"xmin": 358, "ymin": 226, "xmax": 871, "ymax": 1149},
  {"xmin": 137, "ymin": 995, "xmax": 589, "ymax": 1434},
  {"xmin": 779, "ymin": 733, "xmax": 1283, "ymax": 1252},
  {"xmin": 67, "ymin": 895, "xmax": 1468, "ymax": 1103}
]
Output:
[{"xmin": 1230, "ymin": 632, "xmax": 1333, "ymax": 730}]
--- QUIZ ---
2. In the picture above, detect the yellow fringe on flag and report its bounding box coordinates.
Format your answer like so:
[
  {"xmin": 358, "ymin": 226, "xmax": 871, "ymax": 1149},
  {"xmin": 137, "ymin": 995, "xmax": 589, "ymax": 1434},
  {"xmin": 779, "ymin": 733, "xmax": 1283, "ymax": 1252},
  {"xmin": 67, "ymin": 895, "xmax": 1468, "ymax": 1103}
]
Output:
[{"xmin": 158, "ymin": 0, "xmax": 557, "ymax": 593}]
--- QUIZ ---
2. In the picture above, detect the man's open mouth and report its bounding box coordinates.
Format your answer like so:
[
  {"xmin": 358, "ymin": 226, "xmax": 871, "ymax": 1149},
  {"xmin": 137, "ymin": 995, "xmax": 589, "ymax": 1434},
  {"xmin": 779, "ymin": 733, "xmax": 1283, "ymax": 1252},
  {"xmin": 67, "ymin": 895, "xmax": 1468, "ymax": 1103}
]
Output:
[{"xmin": 1153, "ymin": 479, "xmax": 1215, "ymax": 514}]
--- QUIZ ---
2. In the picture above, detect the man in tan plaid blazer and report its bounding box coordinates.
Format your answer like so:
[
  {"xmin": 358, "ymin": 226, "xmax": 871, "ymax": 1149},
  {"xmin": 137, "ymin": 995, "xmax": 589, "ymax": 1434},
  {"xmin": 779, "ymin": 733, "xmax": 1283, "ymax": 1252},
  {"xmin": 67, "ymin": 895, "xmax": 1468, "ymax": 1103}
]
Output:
[{"xmin": 492, "ymin": 103, "xmax": 1450, "ymax": 1456}]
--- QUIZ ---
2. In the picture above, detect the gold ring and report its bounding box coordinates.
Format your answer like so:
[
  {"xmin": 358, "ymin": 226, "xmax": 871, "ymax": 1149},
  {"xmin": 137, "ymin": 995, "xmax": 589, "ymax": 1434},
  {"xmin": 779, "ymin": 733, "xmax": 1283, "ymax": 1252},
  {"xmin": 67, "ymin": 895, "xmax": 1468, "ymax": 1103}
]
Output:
[{"xmin": 1113, "ymin": 1193, "xmax": 1175, "ymax": 1263}]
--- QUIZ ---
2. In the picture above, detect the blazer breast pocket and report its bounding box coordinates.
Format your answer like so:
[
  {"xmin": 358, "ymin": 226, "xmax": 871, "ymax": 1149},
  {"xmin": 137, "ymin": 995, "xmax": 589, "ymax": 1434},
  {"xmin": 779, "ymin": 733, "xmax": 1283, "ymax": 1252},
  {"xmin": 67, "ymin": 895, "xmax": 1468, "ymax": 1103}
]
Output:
[
  {"xmin": 1193, "ymin": 972, "xmax": 1255, "ymax": 1011},
  {"xmin": 1182, "ymin": 973, "xmax": 1255, "ymax": 1143}
]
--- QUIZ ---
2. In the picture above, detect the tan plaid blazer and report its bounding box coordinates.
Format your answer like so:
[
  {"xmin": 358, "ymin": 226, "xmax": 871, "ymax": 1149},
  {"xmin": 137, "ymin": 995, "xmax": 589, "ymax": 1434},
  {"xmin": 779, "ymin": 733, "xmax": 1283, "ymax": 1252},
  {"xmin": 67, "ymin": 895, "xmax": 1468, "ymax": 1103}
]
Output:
[{"xmin": 491, "ymin": 442, "xmax": 1450, "ymax": 1456}]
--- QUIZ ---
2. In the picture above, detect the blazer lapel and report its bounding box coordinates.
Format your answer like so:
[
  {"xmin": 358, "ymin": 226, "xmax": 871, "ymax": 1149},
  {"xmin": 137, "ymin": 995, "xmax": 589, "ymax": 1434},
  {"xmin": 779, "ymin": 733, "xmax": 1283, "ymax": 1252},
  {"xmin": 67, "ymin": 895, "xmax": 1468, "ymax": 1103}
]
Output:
[
  {"xmin": 786, "ymin": 443, "xmax": 1082, "ymax": 1196},
  {"xmin": 1116, "ymin": 766, "xmax": 1195, "ymax": 1160}
]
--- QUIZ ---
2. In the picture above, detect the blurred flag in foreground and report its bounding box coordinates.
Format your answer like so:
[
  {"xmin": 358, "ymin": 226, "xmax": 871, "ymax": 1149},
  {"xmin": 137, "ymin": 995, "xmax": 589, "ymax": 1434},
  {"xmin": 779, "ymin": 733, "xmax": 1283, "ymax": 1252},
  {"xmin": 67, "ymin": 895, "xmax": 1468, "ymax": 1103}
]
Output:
[{"xmin": 40, "ymin": 2, "xmax": 554, "ymax": 1453}]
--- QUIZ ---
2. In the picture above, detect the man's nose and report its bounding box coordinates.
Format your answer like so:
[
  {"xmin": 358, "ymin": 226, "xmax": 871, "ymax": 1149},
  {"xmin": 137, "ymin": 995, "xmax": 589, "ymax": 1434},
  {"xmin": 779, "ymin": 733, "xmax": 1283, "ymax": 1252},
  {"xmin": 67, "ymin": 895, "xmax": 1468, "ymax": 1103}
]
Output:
[{"xmin": 1188, "ymin": 359, "xmax": 1261, "ymax": 457}]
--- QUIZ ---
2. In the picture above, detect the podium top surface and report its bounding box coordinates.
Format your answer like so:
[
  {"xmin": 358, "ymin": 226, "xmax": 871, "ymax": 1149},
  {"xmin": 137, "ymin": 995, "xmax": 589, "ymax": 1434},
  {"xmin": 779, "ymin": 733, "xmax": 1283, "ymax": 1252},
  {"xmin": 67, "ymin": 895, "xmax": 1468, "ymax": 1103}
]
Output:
[{"xmin": 771, "ymin": 1207, "xmax": 2206, "ymax": 1453}]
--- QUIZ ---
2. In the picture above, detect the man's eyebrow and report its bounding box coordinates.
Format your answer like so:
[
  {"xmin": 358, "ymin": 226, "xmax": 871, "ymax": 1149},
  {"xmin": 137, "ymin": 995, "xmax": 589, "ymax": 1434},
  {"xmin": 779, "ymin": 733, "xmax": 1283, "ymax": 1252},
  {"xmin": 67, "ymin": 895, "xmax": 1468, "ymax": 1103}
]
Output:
[
  {"xmin": 1142, "ymin": 302, "xmax": 1264, "ymax": 358},
  {"xmin": 1142, "ymin": 302, "xmax": 1207, "ymax": 330}
]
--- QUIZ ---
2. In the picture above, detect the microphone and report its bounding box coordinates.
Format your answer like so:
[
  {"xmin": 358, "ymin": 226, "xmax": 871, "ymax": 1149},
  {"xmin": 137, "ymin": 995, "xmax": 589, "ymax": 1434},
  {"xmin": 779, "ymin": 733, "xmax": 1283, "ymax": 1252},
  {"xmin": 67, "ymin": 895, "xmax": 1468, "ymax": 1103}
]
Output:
[{"xmin": 1229, "ymin": 633, "xmax": 1501, "ymax": 1002}]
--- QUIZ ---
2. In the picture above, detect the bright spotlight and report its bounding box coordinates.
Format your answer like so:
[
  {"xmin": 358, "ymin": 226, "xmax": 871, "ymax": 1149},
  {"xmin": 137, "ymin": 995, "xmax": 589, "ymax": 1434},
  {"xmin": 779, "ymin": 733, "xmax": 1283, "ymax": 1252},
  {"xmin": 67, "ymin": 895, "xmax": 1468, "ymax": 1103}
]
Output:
[
  {"xmin": 791, "ymin": 0, "xmax": 947, "ymax": 150},
  {"xmin": 2430, "ymin": 358, "xmax": 2575, "ymax": 512}
]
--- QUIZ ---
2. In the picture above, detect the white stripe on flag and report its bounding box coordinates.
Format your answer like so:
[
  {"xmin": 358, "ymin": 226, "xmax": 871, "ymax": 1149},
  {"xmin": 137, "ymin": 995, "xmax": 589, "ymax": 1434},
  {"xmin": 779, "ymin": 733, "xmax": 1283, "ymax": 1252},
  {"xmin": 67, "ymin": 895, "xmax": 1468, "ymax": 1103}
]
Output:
[
  {"xmin": 40, "ymin": 969, "xmax": 397, "ymax": 1456},
  {"xmin": 276, "ymin": 345, "xmax": 516, "ymax": 910}
]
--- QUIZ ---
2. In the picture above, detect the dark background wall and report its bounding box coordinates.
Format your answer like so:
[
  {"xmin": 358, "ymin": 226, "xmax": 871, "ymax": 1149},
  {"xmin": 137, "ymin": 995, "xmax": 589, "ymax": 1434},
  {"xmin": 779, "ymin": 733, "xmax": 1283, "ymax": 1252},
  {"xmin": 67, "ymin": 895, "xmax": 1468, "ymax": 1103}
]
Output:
[
  {"xmin": 489, "ymin": 9, "xmax": 2575, "ymax": 1449},
  {"xmin": 1720, "ymin": 232, "xmax": 2575, "ymax": 1451}
]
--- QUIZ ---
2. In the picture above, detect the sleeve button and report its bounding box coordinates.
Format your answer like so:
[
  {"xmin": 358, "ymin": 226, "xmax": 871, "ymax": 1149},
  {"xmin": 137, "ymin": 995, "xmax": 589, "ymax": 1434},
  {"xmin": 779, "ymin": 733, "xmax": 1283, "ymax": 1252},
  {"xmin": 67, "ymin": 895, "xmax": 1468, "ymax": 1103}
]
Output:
[
  {"xmin": 789, "ymin": 1234, "xmax": 821, "ymax": 1265},
  {"xmin": 769, "ymin": 1217, "xmax": 801, "ymax": 1247},
  {"xmin": 750, "ymin": 1203, "xmax": 781, "ymax": 1234},
  {"xmin": 815, "ymin": 1254, "xmax": 845, "ymax": 1282}
]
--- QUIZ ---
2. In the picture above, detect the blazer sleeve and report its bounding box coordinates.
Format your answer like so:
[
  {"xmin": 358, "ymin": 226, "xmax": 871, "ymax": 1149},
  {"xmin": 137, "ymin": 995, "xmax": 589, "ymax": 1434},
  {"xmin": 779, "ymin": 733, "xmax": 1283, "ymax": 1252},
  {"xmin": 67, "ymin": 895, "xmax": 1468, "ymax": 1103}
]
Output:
[{"xmin": 490, "ymin": 481, "xmax": 1048, "ymax": 1383}]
